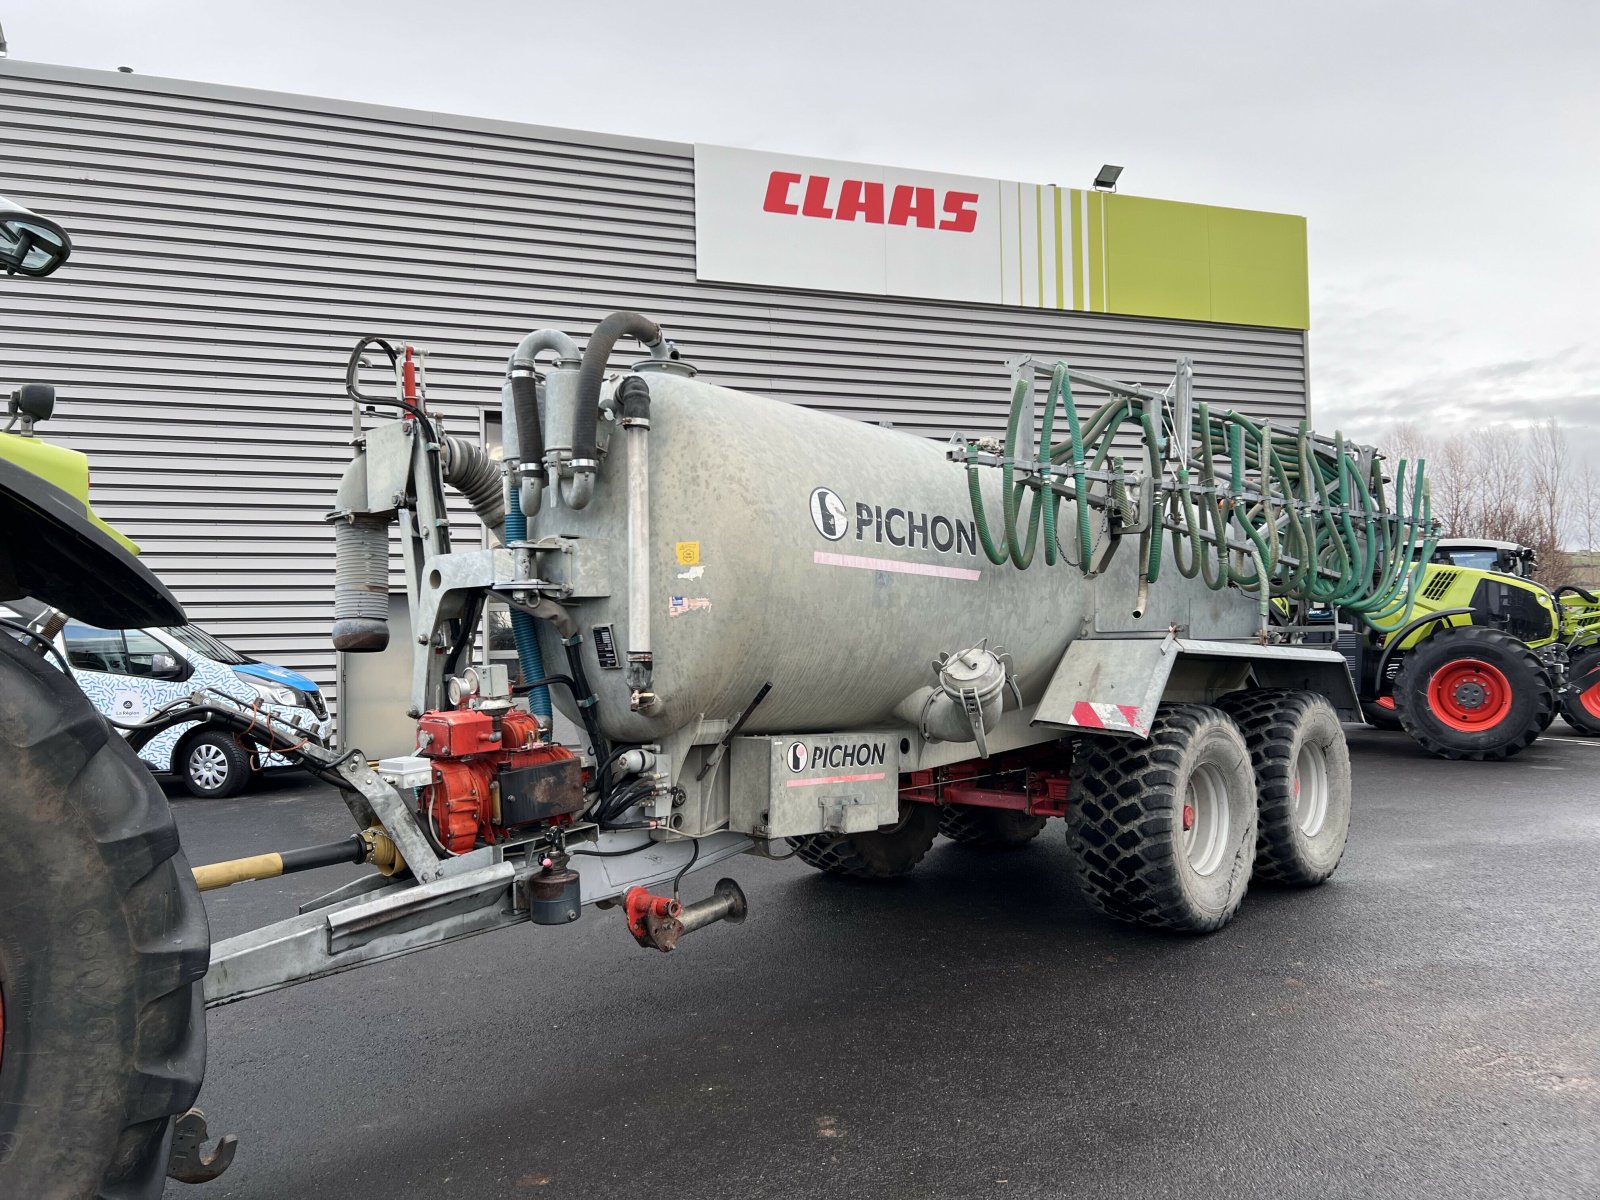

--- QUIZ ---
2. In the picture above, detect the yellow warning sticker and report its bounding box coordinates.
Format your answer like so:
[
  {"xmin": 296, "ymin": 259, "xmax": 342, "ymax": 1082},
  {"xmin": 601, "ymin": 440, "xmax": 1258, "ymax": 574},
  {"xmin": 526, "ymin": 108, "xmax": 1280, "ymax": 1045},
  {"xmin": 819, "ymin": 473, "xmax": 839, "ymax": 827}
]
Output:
[{"xmin": 675, "ymin": 541, "xmax": 701, "ymax": 566}]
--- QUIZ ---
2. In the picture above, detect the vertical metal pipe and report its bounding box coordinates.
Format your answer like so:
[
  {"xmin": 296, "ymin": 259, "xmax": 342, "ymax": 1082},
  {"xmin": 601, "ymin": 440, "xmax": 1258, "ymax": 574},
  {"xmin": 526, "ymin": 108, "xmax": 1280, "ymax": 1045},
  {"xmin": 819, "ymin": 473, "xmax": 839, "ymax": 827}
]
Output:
[
  {"xmin": 619, "ymin": 376, "xmax": 655, "ymax": 710},
  {"xmin": 625, "ymin": 420, "xmax": 652, "ymax": 707}
]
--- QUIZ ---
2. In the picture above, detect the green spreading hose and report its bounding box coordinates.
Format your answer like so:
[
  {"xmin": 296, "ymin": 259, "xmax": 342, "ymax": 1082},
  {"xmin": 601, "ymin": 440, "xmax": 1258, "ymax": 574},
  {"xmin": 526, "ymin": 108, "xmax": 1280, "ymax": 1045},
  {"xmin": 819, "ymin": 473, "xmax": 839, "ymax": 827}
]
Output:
[{"xmin": 960, "ymin": 361, "xmax": 1436, "ymax": 631}]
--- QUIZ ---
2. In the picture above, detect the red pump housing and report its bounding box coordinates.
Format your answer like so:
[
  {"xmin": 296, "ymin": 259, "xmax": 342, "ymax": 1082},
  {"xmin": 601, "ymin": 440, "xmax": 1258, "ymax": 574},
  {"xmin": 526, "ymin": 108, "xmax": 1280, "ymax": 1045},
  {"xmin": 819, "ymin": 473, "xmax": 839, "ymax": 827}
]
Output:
[{"xmin": 415, "ymin": 706, "xmax": 584, "ymax": 854}]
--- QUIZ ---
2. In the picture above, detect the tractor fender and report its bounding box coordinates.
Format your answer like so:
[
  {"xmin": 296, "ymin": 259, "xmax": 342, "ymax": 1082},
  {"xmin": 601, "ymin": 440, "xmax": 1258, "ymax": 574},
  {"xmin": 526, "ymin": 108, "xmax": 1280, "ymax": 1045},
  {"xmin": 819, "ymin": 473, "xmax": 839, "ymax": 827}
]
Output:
[
  {"xmin": 1373, "ymin": 608, "xmax": 1474, "ymax": 691},
  {"xmin": 0, "ymin": 455, "xmax": 184, "ymax": 629}
]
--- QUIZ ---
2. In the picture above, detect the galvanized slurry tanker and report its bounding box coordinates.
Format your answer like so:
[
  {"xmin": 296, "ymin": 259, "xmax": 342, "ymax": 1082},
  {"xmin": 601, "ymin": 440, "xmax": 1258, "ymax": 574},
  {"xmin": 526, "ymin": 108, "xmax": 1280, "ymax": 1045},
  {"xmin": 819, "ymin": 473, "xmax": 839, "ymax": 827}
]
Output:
[
  {"xmin": 305, "ymin": 311, "xmax": 1427, "ymax": 945},
  {"xmin": 0, "ymin": 296, "xmax": 1435, "ymax": 1194}
]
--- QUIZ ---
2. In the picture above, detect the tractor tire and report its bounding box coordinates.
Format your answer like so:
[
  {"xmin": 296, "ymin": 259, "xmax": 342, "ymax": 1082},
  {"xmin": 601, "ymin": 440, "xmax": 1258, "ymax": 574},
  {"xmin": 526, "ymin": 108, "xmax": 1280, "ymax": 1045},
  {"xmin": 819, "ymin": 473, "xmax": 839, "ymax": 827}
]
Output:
[
  {"xmin": 788, "ymin": 801, "xmax": 940, "ymax": 879},
  {"xmin": 938, "ymin": 807, "xmax": 1047, "ymax": 849},
  {"xmin": 1216, "ymin": 689, "xmax": 1352, "ymax": 886},
  {"xmin": 1359, "ymin": 698, "xmax": 1404, "ymax": 731},
  {"xmin": 1393, "ymin": 626, "xmax": 1554, "ymax": 761},
  {"xmin": 1559, "ymin": 647, "xmax": 1600, "ymax": 737},
  {"xmin": 180, "ymin": 728, "xmax": 252, "ymax": 799},
  {"xmin": 0, "ymin": 634, "xmax": 210, "ymax": 1200},
  {"xmin": 1066, "ymin": 705, "xmax": 1257, "ymax": 934}
]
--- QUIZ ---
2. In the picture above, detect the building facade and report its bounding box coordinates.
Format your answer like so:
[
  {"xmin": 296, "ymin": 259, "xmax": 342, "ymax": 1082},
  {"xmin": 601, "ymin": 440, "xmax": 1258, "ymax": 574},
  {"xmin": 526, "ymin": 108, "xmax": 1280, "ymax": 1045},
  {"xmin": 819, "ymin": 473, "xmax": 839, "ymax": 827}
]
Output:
[{"xmin": 0, "ymin": 60, "xmax": 1311, "ymax": 695}]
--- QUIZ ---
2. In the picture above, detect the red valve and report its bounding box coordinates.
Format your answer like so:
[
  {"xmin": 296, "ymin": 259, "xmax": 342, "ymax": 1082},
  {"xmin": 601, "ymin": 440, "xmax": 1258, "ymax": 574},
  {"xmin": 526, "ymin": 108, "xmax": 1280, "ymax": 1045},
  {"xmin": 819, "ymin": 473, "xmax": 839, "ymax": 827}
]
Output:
[
  {"xmin": 401, "ymin": 343, "xmax": 420, "ymax": 403},
  {"xmin": 624, "ymin": 886, "xmax": 684, "ymax": 951}
]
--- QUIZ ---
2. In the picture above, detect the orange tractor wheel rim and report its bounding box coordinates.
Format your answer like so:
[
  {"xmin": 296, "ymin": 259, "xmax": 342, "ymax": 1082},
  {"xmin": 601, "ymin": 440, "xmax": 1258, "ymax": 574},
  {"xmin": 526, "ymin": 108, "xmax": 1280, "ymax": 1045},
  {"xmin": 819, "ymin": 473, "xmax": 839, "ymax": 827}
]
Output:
[
  {"xmin": 1427, "ymin": 659, "xmax": 1513, "ymax": 732},
  {"xmin": 1582, "ymin": 679, "xmax": 1600, "ymax": 721}
]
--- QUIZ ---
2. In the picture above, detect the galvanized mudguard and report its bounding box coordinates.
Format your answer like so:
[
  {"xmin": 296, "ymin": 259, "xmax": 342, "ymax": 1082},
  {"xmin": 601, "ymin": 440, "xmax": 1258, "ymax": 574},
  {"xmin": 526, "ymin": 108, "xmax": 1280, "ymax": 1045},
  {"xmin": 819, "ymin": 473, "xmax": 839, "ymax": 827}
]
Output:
[{"xmin": 1033, "ymin": 634, "xmax": 1361, "ymax": 736}]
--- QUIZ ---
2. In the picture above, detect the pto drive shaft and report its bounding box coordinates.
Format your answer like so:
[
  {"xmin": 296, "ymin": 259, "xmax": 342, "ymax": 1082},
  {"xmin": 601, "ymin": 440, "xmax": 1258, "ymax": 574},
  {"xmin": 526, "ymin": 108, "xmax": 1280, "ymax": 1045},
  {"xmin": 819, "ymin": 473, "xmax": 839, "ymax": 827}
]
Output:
[{"xmin": 191, "ymin": 835, "xmax": 367, "ymax": 892}]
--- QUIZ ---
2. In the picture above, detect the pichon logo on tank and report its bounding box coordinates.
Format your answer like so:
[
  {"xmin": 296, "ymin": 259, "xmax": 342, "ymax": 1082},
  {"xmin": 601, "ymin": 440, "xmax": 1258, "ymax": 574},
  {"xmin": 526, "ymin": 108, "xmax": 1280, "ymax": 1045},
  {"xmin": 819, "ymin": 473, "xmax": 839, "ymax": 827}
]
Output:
[
  {"xmin": 762, "ymin": 172, "xmax": 980, "ymax": 232},
  {"xmin": 809, "ymin": 486, "xmax": 978, "ymax": 556},
  {"xmin": 787, "ymin": 739, "xmax": 888, "ymax": 773}
]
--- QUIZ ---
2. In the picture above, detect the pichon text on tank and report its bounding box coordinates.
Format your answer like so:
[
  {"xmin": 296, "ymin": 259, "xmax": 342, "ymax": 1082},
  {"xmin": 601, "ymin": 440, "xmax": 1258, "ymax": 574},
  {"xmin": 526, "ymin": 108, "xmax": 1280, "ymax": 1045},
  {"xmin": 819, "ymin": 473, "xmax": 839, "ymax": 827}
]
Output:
[
  {"xmin": 810, "ymin": 487, "xmax": 977, "ymax": 556},
  {"xmin": 787, "ymin": 740, "xmax": 889, "ymax": 773}
]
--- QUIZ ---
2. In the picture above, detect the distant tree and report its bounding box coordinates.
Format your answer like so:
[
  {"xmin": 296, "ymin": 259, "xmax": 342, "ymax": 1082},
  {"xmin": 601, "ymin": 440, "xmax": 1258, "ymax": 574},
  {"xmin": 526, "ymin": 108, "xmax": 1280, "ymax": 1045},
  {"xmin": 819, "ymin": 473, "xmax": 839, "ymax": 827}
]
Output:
[{"xmin": 1366, "ymin": 415, "xmax": 1583, "ymax": 583}]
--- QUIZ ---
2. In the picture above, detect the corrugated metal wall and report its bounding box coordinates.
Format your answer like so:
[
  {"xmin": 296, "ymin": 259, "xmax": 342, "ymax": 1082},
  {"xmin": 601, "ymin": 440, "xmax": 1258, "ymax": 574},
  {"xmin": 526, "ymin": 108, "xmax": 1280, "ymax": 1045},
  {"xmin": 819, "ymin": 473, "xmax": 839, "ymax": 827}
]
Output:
[{"xmin": 0, "ymin": 60, "xmax": 1308, "ymax": 695}]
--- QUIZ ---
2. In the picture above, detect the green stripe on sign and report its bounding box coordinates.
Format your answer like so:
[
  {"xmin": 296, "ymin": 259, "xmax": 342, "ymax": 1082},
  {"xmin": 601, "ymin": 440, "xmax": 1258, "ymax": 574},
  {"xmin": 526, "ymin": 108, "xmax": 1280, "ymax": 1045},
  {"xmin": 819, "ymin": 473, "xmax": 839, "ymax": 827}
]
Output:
[
  {"xmin": 1016, "ymin": 184, "xmax": 1024, "ymax": 305},
  {"xmin": 1053, "ymin": 187, "xmax": 1065, "ymax": 310},
  {"xmin": 1070, "ymin": 188, "xmax": 1084, "ymax": 311},
  {"xmin": 1088, "ymin": 190, "xmax": 1105, "ymax": 311}
]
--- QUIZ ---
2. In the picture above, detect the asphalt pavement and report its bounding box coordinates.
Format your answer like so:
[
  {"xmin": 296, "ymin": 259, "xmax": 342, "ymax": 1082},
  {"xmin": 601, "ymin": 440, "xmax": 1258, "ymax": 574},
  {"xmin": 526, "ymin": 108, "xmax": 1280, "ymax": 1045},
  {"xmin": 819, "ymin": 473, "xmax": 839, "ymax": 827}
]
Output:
[{"xmin": 164, "ymin": 727, "xmax": 1600, "ymax": 1200}]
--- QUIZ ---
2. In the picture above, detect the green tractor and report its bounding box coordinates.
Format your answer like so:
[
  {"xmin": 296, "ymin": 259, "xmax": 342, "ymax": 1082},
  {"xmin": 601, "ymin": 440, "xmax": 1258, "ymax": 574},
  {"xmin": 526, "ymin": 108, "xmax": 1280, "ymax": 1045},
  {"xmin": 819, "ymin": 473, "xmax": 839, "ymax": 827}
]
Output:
[
  {"xmin": 1330, "ymin": 537, "xmax": 1600, "ymax": 758},
  {"xmin": 1, "ymin": 195, "xmax": 212, "ymax": 1200}
]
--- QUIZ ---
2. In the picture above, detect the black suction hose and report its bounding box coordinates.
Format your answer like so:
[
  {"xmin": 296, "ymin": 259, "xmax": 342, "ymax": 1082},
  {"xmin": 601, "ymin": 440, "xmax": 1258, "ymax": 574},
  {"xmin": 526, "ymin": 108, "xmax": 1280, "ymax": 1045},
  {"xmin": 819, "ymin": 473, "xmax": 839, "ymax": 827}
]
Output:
[
  {"xmin": 509, "ymin": 368, "xmax": 545, "ymax": 483},
  {"xmin": 573, "ymin": 312, "xmax": 662, "ymax": 470}
]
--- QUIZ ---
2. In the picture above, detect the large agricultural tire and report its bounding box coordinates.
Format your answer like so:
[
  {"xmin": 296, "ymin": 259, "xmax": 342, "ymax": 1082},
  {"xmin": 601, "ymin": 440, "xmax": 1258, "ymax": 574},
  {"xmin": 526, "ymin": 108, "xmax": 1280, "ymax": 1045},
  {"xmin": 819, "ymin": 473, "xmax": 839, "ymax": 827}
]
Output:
[
  {"xmin": 938, "ymin": 807, "xmax": 1048, "ymax": 849},
  {"xmin": 788, "ymin": 801, "xmax": 940, "ymax": 879},
  {"xmin": 0, "ymin": 633, "xmax": 210, "ymax": 1200},
  {"xmin": 1559, "ymin": 646, "xmax": 1600, "ymax": 736},
  {"xmin": 1066, "ymin": 705, "xmax": 1257, "ymax": 934},
  {"xmin": 1217, "ymin": 689, "xmax": 1352, "ymax": 886},
  {"xmin": 1393, "ymin": 626, "xmax": 1555, "ymax": 761}
]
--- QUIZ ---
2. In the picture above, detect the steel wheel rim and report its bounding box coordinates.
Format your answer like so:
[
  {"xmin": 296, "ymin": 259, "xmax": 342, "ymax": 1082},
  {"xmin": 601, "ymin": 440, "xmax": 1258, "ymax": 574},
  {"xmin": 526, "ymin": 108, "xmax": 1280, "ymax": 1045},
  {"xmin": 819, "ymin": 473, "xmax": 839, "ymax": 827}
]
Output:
[
  {"xmin": 1427, "ymin": 658, "xmax": 1513, "ymax": 732},
  {"xmin": 189, "ymin": 743, "xmax": 230, "ymax": 790},
  {"xmin": 1293, "ymin": 741, "xmax": 1330, "ymax": 837},
  {"xmin": 1183, "ymin": 762, "xmax": 1231, "ymax": 877}
]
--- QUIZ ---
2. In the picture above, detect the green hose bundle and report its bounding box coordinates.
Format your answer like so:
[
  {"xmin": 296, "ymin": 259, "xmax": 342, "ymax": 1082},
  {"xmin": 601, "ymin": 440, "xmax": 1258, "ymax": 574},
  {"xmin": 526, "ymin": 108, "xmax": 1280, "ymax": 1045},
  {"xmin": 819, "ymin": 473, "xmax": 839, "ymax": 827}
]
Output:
[{"xmin": 959, "ymin": 361, "xmax": 1435, "ymax": 632}]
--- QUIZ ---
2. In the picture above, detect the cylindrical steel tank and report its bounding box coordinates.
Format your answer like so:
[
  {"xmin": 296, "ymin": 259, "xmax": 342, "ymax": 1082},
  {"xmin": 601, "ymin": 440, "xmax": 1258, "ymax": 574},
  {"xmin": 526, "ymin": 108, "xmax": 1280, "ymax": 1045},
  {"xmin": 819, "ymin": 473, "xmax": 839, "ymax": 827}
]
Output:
[{"xmin": 531, "ymin": 368, "xmax": 1256, "ymax": 742}]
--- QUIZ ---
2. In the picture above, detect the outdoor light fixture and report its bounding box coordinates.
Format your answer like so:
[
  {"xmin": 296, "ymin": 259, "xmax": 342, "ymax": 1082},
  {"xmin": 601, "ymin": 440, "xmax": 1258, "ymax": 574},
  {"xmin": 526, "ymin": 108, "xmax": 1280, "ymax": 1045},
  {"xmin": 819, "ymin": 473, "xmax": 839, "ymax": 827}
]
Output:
[{"xmin": 1093, "ymin": 164, "xmax": 1123, "ymax": 192}]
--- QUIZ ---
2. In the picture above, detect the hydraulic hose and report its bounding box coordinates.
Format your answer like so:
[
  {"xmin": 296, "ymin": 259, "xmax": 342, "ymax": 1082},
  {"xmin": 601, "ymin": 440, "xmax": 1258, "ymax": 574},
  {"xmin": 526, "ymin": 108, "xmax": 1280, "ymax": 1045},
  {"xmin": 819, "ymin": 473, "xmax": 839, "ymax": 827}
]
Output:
[
  {"xmin": 503, "ymin": 498, "xmax": 552, "ymax": 721},
  {"xmin": 570, "ymin": 312, "xmax": 663, "ymax": 509}
]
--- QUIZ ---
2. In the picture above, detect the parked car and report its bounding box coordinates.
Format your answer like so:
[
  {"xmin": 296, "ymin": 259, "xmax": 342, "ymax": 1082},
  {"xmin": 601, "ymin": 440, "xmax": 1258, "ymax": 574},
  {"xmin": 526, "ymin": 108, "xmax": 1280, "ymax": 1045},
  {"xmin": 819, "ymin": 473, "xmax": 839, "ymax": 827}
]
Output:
[{"xmin": 52, "ymin": 618, "xmax": 331, "ymax": 797}]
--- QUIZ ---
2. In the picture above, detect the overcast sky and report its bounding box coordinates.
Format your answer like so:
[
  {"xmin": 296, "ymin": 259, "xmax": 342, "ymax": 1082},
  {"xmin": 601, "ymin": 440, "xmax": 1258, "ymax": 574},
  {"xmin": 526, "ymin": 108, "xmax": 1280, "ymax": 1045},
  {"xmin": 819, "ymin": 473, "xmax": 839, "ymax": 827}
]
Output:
[{"xmin": 5, "ymin": 0, "xmax": 1597, "ymax": 461}]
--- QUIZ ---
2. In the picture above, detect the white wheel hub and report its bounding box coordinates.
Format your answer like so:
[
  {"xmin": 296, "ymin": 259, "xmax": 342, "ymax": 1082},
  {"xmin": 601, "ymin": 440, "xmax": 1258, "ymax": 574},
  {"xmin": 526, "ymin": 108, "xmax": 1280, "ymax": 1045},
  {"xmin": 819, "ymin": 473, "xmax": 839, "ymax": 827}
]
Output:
[
  {"xmin": 1292, "ymin": 741, "xmax": 1330, "ymax": 837},
  {"xmin": 189, "ymin": 743, "xmax": 231, "ymax": 791},
  {"xmin": 1183, "ymin": 761, "xmax": 1232, "ymax": 877}
]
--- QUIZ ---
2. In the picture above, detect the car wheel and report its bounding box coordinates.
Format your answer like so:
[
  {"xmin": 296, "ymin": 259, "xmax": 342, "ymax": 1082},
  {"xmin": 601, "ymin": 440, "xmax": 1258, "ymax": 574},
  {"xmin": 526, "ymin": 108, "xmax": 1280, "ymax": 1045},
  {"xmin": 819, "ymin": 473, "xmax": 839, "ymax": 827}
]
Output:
[{"xmin": 182, "ymin": 730, "xmax": 251, "ymax": 799}]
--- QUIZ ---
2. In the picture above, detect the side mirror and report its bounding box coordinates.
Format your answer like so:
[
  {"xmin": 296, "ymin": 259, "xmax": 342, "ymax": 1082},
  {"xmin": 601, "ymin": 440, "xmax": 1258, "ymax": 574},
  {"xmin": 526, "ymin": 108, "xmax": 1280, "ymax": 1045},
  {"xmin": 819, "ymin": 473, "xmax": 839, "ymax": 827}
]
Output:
[
  {"xmin": 0, "ymin": 194, "xmax": 72, "ymax": 278},
  {"xmin": 150, "ymin": 652, "xmax": 185, "ymax": 681}
]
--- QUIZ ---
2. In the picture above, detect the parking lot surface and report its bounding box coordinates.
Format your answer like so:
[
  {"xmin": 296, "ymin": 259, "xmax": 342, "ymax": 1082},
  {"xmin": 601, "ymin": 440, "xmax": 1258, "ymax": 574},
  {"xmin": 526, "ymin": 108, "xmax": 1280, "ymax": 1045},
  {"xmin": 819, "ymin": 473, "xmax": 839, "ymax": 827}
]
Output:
[{"xmin": 165, "ymin": 727, "xmax": 1600, "ymax": 1199}]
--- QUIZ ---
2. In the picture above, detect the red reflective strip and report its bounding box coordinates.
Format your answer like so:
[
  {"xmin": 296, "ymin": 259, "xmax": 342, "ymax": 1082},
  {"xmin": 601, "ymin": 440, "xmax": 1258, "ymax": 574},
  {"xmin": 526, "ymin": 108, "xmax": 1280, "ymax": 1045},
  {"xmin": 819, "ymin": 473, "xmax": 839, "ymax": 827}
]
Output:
[
  {"xmin": 1116, "ymin": 705, "xmax": 1143, "ymax": 731},
  {"xmin": 1071, "ymin": 701, "xmax": 1105, "ymax": 728},
  {"xmin": 784, "ymin": 772, "xmax": 887, "ymax": 789}
]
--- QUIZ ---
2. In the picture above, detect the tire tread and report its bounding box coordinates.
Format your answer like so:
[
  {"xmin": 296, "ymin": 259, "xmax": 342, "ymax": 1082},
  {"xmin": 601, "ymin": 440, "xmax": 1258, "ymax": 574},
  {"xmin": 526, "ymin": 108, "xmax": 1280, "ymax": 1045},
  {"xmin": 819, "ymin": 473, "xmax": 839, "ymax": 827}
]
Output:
[
  {"xmin": 0, "ymin": 635, "xmax": 209, "ymax": 1200},
  {"xmin": 1066, "ymin": 704, "xmax": 1252, "ymax": 933}
]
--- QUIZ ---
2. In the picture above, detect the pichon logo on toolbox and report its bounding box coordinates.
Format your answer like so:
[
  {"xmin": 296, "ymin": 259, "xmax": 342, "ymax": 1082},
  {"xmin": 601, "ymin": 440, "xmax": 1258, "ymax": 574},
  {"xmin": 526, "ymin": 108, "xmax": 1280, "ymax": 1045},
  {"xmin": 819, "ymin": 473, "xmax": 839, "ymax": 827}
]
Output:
[
  {"xmin": 787, "ymin": 739, "xmax": 888, "ymax": 773},
  {"xmin": 809, "ymin": 486, "xmax": 977, "ymax": 556},
  {"xmin": 763, "ymin": 171, "xmax": 980, "ymax": 232}
]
